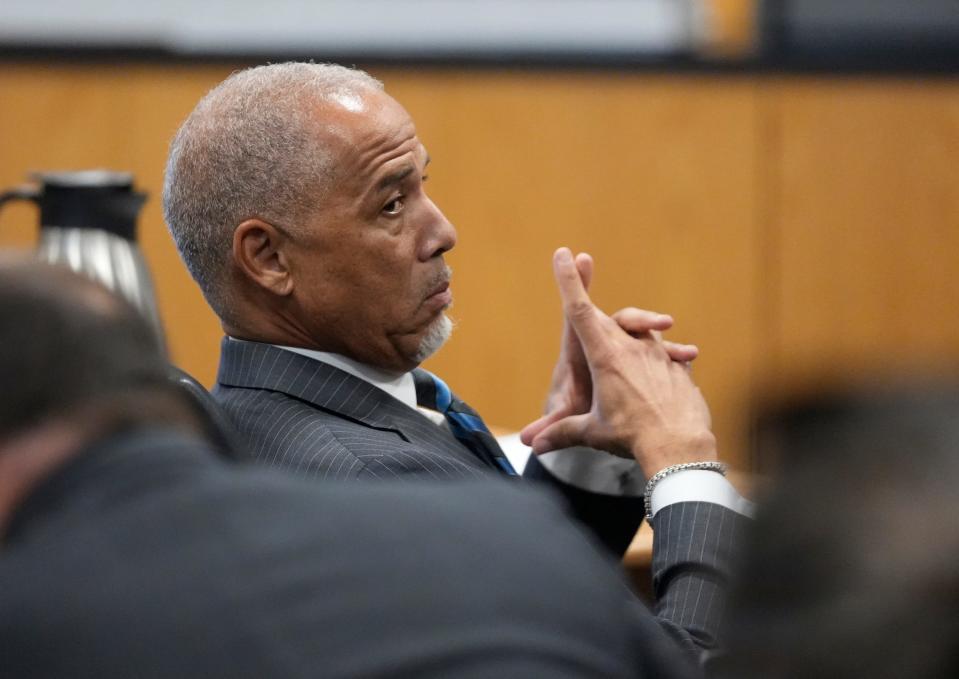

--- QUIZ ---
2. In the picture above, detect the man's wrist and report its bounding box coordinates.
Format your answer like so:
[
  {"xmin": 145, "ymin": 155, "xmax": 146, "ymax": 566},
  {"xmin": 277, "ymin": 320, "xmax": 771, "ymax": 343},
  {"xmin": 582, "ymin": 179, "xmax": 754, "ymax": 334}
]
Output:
[{"xmin": 631, "ymin": 431, "xmax": 717, "ymax": 478}]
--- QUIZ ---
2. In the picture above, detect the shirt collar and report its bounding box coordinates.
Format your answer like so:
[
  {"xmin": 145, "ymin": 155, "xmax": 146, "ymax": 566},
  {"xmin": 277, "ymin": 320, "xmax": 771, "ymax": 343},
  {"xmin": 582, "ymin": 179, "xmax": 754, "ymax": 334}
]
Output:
[{"xmin": 272, "ymin": 343, "xmax": 419, "ymax": 412}]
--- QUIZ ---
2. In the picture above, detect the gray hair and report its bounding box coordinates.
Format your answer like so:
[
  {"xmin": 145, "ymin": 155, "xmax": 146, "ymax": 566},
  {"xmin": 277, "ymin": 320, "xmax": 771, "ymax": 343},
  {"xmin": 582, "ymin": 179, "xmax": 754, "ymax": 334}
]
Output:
[{"xmin": 162, "ymin": 62, "xmax": 383, "ymax": 322}]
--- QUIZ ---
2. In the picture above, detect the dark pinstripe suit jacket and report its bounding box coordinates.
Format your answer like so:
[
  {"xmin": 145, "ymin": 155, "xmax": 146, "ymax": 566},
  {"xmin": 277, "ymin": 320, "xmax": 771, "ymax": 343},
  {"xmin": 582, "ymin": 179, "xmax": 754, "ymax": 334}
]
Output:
[
  {"xmin": 214, "ymin": 338, "xmax": 745, "ymax": 662},
  {"xmin": 214, "ymin": 338, "xmax": 646, "ymax": 552}
]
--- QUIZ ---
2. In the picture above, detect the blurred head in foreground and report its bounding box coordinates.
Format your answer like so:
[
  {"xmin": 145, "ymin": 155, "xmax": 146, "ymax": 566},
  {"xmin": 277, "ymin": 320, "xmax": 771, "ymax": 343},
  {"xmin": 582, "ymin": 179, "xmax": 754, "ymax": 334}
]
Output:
[
  {"xmin": 724, "ymin": 383, "xmax": 959, "ymax": 679},
  {"xmin": 0, "ymin": 259, "xmax": 197, "ymax": 536}
]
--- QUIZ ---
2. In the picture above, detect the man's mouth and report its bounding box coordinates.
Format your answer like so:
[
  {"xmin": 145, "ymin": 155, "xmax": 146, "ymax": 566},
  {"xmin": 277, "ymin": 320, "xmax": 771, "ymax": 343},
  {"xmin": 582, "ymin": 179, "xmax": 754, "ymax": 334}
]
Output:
[
  {"xmin": 424, "ymin": 270, "xmax": 453, "ymax": 310},
  {"xmin": 426, "ymin": 281, "xmax": 453, "ymax": 309}
]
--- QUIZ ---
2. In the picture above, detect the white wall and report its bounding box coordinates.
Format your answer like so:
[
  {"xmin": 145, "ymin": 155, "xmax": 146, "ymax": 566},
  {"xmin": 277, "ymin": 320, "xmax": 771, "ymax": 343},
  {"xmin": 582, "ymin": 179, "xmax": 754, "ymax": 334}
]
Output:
[{"xmin": 0, "ymin": 0, "xmax": 696, "ymax": 57}]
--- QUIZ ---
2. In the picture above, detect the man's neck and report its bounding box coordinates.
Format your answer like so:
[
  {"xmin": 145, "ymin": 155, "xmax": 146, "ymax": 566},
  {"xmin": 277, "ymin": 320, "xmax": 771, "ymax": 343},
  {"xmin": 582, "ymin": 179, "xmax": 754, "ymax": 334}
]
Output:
[{"xmin": 0, "ymin": 421, "xmax": 89, "ymax": 541}]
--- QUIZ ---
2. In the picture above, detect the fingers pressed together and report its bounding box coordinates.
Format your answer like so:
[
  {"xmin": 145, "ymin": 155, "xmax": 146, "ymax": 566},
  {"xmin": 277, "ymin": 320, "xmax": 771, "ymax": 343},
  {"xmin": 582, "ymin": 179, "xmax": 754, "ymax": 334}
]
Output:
[{"xmin": 522, "ymin": 247, "xmax": 716, "ymax": 475}]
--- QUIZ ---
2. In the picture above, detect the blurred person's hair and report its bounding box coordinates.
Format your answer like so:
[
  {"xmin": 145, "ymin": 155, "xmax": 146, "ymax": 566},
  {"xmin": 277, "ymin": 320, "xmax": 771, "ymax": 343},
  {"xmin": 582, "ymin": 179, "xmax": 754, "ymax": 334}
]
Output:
[
  {"xmin": 723, "ymin": 382, "xmax": 959, "ymax": 679},
  {"xmin": 0, "ymin": 259, "xmax": 200, "ymax": 448},
  {"xmin": 162, "ymin": 62, "xmax": 383, "ymax": 323}
]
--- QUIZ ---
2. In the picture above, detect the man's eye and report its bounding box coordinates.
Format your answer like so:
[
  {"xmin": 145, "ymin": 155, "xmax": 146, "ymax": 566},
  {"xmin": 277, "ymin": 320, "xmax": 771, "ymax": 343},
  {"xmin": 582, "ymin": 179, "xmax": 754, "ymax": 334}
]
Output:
[{"xmin": 383, "ymin": 197, "xmax": 404, "ymax": 215}]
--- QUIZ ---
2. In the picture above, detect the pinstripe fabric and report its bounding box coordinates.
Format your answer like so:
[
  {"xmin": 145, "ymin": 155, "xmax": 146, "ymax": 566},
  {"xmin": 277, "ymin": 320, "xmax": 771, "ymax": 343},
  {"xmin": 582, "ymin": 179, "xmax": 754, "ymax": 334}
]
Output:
[
  {"xmin": 214, "ymin": 338, "xmax": 648, "ymax": 555},
  {"xmin": 214, "ymin": 337, "xmax": 742, "ymax": 664},
  {"xmin": 214, "ymin": 338, "xmax": 496, "ymax": 481},
  {"xmin": 650, "ymin": 501, "xmax": 747, "ymax": 663}
]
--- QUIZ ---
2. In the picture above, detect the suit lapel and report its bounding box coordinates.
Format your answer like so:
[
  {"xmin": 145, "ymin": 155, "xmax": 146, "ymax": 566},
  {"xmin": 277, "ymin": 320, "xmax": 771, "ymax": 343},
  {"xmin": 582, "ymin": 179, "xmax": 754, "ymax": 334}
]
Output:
[{"xmin": 217, "ymin": 339, "xmax": 492, "ymax": 471}]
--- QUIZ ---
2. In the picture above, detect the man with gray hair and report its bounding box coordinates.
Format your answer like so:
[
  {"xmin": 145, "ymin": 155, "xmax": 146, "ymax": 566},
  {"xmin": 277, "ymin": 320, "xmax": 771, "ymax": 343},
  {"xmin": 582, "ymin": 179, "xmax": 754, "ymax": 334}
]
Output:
[
  {"xmin": 164, "ymin": 62, "xmax": 747, "ymax": 570},
  {"xmin": 166, "ymin": 64, "xmax": 464, "ymax": 368}
]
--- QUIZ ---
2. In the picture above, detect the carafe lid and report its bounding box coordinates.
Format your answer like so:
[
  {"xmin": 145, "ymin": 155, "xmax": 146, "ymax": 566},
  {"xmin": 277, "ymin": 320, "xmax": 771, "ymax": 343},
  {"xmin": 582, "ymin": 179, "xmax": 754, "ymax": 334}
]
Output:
[{"xmin": 33, "ymin": 170, "xmax": 146, "ymax": 241}]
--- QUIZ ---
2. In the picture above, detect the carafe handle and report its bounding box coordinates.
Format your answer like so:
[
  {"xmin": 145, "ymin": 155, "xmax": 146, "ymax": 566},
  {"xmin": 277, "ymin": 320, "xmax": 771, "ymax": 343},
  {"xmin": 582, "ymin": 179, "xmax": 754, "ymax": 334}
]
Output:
[
  {"xmin": 0, "ymin": 185, "xmax": 40, "ymax": 209},
  {"xmin": 0, "ymin": 185, "xmax": 41, "ymax": 235}
]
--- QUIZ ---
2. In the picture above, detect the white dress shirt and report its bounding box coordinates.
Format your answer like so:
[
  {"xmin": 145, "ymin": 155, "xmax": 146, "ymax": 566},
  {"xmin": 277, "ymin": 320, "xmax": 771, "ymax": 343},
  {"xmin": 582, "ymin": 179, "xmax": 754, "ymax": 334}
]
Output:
[{"xmin": 275, "ymin": 343, "xmax": 752, "ymax": 518}]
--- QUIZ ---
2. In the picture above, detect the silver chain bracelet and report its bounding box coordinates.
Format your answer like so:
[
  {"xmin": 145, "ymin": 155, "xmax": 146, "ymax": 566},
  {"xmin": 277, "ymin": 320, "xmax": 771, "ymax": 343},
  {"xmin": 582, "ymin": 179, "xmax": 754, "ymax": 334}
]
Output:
[{"xmin": 644, "ymin": 461, "xmax": 728, "ymax": 525}]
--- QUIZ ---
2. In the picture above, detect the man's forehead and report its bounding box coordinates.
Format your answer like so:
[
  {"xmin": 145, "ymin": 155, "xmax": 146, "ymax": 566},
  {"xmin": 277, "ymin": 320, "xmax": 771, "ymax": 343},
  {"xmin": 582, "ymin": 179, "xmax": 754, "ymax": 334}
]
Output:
[
  {"xmin": 313, "ymin": 88, "xmax": 414, "ymax": 145},
  {"xmin": 312, "ymin": 91, "xmax": 423, "ymax": 185},
  {"xmin": 326, "ymin": 89, "xmax": 367, "ymax": 114}
]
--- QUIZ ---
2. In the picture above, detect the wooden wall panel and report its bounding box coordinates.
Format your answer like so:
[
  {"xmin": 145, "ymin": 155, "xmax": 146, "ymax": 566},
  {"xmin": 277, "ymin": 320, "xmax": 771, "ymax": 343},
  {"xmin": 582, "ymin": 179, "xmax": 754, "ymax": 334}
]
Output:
[
  {"xmin": 0, "ymin": 64, "xmax": 763, "ymax": 467},
  {"xmin": 768, "ymin": 78, "xmax": 959, "ymax": 391}
]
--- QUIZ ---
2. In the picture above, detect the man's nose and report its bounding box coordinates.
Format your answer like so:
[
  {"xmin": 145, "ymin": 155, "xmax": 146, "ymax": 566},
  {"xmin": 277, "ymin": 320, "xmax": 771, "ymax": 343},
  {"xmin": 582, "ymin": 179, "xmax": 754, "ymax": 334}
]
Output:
[{"xmin": 421, "ymin": 197, "xmax": 457, "ymax": 259}]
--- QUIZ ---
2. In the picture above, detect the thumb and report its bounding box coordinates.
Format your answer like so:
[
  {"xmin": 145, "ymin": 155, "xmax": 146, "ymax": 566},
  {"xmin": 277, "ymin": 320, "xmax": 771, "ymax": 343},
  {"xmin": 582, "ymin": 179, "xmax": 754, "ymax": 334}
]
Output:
[
  {"xmin": 520, "ymin": 411, "xmax": 563, "ymax": 446},
  {"xmin": 530, "ymin": 414, "xmax": 592, "ymax": 454}
]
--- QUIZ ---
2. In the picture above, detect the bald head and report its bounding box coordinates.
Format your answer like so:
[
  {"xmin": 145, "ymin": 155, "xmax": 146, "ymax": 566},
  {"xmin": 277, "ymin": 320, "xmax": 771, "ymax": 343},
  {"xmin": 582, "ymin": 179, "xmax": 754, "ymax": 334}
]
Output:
[{"xmin": 163, "ymin": 62, "xmax": 383, "ymax": 324}]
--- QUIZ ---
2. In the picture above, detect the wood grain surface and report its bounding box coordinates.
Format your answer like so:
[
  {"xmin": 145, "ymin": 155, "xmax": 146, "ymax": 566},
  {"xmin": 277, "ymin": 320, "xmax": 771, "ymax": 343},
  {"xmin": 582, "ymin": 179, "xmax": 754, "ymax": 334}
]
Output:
[{"xmin": 3, "ymin": 63, "xmax": 957, "ymax": 470}]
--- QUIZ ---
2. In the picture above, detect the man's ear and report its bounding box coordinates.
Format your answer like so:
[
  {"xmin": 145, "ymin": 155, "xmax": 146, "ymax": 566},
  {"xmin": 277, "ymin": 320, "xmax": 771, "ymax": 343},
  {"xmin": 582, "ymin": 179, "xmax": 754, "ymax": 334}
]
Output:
[{"xmin": 232, "ymin": 219, "xmax": 294, "ymax": 296}]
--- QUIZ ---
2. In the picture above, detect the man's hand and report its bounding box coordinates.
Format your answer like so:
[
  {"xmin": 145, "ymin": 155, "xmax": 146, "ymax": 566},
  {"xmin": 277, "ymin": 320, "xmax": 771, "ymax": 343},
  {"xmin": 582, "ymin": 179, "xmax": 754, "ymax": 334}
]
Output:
[
  {"xmin": 521, "ymin": 248, "xmax": 717, "ymax": 479},
  {"xmin": 521, "ymin": 251, "xmax": 700, "ymax": 455}
]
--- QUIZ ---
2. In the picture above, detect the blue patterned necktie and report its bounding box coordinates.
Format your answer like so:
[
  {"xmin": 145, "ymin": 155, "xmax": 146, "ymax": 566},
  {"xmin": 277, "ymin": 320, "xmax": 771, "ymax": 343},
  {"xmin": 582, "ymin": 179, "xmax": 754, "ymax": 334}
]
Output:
[{"xmin": 412, "ymin": 369, "xmax": 518, "ymax": 476}]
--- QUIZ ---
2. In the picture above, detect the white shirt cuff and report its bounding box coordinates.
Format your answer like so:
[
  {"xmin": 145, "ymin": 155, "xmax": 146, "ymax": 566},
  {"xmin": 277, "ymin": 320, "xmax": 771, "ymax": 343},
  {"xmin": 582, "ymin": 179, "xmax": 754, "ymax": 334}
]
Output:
[
  {"xmin": 496, "ymin": 435, "xmax": 754, "ymax": 517},
  {"xmin": 496, "ymin": 434, "xmax": 644, "ymax": 495},
  {"xmin": 650, "ymin": 469, "xmax": 755, "ymax": 518}
]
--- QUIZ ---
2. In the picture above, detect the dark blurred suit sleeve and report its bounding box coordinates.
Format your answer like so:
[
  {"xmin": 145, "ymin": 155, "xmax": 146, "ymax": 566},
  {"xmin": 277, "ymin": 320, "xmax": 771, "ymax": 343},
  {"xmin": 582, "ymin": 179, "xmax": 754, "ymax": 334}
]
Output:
[{"xmin": 522, "ymin": 452, "xmax": 647, "ymax": 556}]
